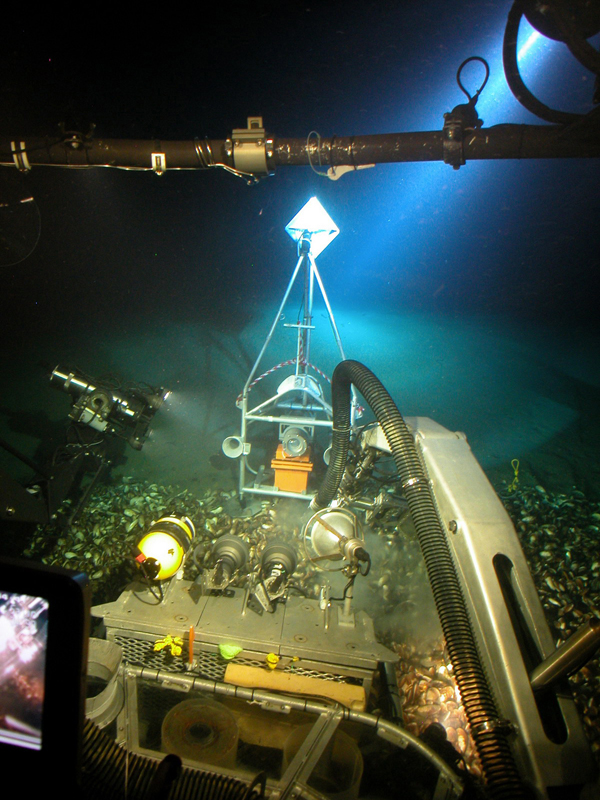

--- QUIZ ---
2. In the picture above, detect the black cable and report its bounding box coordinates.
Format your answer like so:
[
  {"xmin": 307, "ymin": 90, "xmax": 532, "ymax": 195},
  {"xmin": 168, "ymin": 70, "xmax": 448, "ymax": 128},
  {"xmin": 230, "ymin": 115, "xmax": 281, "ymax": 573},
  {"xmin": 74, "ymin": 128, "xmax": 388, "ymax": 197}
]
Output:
[
  {"xmin": 133, "ymin": 585, "xmax": 164, "ymax": 605},
  {"xmin": 133, "ymin": 565, "xmax": 164, "ymax": 604},
  {"xmin": 287, "ymin": 582, "xmax": 309, "ymax": 597},
  {"xmin": 330, "ymin": 574, "xmax": 355, "ymax": 602},
  {"xmin": 503, "ymin": 0, "xmax": 583, "ymax": 123},
  {"xmin": 359, "ymin": 550, "xmax": 371, "ymax": 577},
  {"xmin": 457, "ymin": 56, "xmax": 490, "ymax": 102}
]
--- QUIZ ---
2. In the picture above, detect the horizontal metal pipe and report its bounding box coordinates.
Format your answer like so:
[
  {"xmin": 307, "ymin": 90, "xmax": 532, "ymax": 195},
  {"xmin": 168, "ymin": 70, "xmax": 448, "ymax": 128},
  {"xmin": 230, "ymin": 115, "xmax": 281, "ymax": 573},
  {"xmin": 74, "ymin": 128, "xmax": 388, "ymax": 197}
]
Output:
[
  {"xmin": 1, "ymin": 122, "xmax": 599, "ymax": 174},
  {"xmin": 244, "ymin": 415, "xmax": 332, "ymax": 426},
  {"xmin": 530, "ymin": 618, "xmax": 600, "ymax": 692}
]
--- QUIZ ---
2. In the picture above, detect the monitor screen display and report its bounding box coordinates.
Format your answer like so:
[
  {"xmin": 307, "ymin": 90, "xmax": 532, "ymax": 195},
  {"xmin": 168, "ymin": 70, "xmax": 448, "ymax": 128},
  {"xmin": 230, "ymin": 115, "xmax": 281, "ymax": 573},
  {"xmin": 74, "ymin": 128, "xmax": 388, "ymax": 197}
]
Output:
[{"xmin": 0, "ymin": 591, "xmax": 48, "ymax": 751}]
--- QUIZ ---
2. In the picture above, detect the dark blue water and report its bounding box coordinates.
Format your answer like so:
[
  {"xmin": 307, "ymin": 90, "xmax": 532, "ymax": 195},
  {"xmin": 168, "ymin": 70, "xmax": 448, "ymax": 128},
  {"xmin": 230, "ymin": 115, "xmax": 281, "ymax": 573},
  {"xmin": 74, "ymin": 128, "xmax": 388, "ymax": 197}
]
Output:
[{"xmin": 1, "ymin": 1, "xmax": 599, "ymax": 499}]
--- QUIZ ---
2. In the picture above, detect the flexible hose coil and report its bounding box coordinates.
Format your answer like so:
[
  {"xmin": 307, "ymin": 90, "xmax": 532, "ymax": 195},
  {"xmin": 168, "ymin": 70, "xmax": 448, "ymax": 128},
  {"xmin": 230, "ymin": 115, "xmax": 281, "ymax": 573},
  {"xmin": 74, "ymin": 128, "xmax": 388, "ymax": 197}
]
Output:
[
  {"xmin": 313, "ymin": 360, "xmax": 527, "ymax": 800},
  {"xmin": 80, "ymin": 717, "xmax": 258, "ymax": 800}
]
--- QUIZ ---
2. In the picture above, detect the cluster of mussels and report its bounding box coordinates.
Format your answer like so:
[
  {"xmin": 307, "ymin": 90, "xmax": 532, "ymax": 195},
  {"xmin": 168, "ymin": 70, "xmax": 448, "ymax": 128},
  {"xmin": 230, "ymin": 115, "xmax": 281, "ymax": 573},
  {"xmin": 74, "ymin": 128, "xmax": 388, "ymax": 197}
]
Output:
[
  {"xmin": 394, "ymin": 639, "xmax": 481, "ymax": 781},
  {"xmin": 23, "ymin": 479, "xmax": 285, "ymax": 605},
  {"xmin": 501, "ymin": 483, "xmax": 600, "ymax": 763},
  {"xmin": 23, "ymin": 477, "xmax": 600, "ymax": 780},
  {"xmin": 377, "ymin": 483, "xmax": 600, "ymax": 779},
  {"xmin": 362, "ymin": 502, "xmax": 483, "ymax": 780}
]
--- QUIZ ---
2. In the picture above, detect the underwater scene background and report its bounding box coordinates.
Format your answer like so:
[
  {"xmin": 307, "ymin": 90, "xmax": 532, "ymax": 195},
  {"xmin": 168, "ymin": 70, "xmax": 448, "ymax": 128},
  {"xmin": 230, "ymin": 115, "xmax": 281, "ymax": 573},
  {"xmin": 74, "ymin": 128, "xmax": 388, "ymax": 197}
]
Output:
[{"xmin": 1, "ymin": 0, "xmax": 600, "ymax": 785}]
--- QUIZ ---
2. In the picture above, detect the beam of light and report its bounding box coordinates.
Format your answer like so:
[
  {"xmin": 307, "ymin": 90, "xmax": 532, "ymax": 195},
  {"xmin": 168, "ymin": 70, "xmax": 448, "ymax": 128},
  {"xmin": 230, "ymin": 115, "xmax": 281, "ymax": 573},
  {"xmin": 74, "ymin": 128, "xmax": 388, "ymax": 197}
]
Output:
[
  {"xmin": 149, "ymin": 390, "xmax": 206, "ymax": 432},
  {"xmin": 518, "ymin": 30, "xmax": 541, "ymax": 61},
  {"xmin": 336, "ymin": 10, "xmax": 563, "ymax": 295}
]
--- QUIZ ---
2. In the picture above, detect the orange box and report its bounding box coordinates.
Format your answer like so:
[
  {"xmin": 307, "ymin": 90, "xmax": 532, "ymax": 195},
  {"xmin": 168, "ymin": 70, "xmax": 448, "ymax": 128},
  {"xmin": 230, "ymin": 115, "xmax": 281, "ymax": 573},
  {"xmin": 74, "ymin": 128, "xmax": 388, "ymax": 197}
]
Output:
[{"xmin": 271, "ymin": 444, "xmax": 313, "ymax": 493}]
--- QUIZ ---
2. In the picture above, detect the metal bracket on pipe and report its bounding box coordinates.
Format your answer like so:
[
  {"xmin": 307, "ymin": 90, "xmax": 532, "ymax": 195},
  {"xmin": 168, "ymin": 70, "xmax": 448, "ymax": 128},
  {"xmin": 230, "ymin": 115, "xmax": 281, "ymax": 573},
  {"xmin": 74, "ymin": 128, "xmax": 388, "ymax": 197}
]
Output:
[
  {"xmin": 231, "ymin": 116, "xmax": 273, "ymax": 177},
  {"xmin": 11, "ymin": 141, "xmax": 31, "ymax": 172},
  {"xmin": 151, "ymin": 152, "xmax": 166, "ymax": 175},
  {"xmin": 442, "ymin": 99, "xmax": 482, "ymax": 171},
  {"xmin": 442, "ymin": 114, "xmax": 466, "ymax": 170}
]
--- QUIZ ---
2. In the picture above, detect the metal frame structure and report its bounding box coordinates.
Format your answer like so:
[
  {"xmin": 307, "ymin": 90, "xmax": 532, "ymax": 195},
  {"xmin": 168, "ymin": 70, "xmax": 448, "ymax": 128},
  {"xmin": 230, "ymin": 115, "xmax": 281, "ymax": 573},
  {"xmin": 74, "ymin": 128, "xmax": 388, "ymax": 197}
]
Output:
[
  {"xmin": 89, "ymin": 414, "xmax": 598, "ymax": 799},
  {"xmin": 112, "ymin": 665, "xmax": 464, "ymax": 800},
  {"xmin": 363, "ymin": 418, "xmax": 596, "ymax": 796},
  {"xmin": 227, "ymin": 198, "xmax": 357, "ymax": 501}
]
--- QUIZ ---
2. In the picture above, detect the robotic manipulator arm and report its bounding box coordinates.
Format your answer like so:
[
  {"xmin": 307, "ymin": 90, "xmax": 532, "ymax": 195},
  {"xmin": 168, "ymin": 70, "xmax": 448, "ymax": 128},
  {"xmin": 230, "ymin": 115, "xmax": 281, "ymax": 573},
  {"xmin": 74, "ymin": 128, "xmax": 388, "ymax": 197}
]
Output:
[{"xmin": 0, "ymin": 365, "xmax": 169, "ymax": 527}]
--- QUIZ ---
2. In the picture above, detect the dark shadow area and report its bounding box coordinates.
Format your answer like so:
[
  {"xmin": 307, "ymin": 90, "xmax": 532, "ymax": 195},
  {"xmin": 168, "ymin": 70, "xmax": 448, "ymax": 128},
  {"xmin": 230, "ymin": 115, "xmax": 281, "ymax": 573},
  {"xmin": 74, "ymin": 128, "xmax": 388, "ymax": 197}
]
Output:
[
  {"xmin": 494, "ymin": 368, "xmax": 600, "ymax": 500},
  {"xmin": 0, "ymin": 405, "xmax": 71, "ymax": 476}
]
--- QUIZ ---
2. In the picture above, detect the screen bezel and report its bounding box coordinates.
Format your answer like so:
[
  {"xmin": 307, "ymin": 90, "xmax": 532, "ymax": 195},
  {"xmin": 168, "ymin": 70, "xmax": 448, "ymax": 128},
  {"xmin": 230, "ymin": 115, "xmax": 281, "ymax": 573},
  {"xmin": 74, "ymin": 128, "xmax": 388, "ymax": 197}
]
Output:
[{"xmin": 0, "ymin": 557, "xmax": 90, "ymax": 792}]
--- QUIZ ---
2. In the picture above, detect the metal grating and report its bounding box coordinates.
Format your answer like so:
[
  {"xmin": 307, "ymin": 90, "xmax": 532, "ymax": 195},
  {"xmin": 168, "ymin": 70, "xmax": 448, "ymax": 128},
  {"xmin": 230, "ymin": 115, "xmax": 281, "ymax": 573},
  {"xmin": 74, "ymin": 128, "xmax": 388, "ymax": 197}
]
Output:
[
  {"xmin": 112, "ymin": 633, "xmax": 225, "ymax": 679},
  {"xmin": 111, "ymin": 634, "xmax": 362, "ymax": 685}
]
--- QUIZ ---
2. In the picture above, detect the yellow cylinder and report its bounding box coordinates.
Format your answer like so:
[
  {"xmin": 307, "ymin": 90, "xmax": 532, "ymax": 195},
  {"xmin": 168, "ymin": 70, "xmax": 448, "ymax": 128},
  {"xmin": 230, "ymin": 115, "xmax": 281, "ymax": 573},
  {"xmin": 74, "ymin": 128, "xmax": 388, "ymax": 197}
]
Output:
[{"xmin": 137, "ymin": 516, "xmax": 194, "ymax": 580}]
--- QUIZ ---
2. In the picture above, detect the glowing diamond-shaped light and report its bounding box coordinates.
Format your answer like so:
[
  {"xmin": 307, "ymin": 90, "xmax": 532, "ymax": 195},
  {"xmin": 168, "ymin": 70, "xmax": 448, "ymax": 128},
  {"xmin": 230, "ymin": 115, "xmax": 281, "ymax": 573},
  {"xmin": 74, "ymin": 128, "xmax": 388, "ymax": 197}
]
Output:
[{"xmin": 285, "ymin": 197, "xmax": 339, "ymax": 258}]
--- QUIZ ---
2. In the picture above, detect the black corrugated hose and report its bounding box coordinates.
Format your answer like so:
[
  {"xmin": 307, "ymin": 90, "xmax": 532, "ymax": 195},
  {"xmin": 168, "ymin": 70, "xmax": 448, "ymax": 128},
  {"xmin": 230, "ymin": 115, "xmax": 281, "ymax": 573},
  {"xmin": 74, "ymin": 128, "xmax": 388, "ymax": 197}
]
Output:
[
  {"xmin": 79, "ymin": 717, "xmax": 262, "ymax": 800},
  {"xmin": 313, "ymin": 360, "xmax": 528, "ymax": 800}
]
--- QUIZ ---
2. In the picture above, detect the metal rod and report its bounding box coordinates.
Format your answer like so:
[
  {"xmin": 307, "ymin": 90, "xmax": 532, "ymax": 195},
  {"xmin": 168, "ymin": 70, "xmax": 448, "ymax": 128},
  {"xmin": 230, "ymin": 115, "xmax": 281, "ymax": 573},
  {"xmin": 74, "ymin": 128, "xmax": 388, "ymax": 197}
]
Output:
[
  {"xmin": 243, "ymin": 253, "xmax": 305, "ymax": 394},
  {"xmin": 68, "ymin": 457, "xmax": 108, "ymax": 523},
  {"xmin": 311, "ymin": 257, "xmax": 360, "ymax": 422},
  {"xmin": 310, "ymin": 512, "xmax": 346, "ymax": 542},
  {"xmin": 241, "ymin": 486, "xmax": 314, "ymax": 501},
  {"xmin": 245, "ymin": 414, "xmax": 333, "ymax": 427},
  {"xmin": 303, "ymin": 252, "xmax": 316, "ymax": 377},
  {"xmin": 530, "ymin": 618, "xmax": 600, "ymax": 692},
  {"xmin": 310, "ymin": 256, "xmax": 346, "ymax": 362},
  {"xmin": 274, "ymin": 708, "xmax": 342, "ymax": 800}
]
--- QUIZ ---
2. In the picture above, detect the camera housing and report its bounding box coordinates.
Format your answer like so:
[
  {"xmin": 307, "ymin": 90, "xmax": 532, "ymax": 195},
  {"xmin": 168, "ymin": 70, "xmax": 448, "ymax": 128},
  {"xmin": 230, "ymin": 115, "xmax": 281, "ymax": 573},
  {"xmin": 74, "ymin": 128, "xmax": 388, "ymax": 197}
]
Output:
[{"xmin": 0, "ymin": 557, "xmax": 90, "ymax": 795}]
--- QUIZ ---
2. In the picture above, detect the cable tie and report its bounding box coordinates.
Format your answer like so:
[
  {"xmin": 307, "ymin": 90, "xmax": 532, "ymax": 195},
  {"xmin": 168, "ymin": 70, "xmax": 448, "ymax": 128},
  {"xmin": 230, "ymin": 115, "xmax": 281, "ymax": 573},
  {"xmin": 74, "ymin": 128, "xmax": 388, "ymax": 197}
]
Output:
[
  {"xmin": 472, "ymin": 718, "xmax": 515, "ymax": 736},
  {"xmin": 402, "ymin": 477, "xmax": 424, "ymax": 490}
]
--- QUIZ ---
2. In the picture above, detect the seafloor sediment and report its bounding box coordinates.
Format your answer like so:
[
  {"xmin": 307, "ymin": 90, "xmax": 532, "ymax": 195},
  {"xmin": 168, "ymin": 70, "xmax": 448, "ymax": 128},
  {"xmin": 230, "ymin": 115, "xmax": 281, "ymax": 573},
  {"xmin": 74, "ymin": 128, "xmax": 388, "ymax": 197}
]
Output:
[{"xmin": 23, "ymin": 478, "xmax": 600, "ymax": 782}]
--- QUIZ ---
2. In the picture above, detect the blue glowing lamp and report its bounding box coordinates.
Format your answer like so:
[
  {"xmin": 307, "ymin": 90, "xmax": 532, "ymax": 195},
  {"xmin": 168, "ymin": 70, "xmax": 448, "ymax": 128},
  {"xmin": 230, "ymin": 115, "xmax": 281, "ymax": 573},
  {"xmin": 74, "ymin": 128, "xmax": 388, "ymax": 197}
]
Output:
[{"xmin": 285, "ymin": 197, "xmax": 339, "ymax": 258}]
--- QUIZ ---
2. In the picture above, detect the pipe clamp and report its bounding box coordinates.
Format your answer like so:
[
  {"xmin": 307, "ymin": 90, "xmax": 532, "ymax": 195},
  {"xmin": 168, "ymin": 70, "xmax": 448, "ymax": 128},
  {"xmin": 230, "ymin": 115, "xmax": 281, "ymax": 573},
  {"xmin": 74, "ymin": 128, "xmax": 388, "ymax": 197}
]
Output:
[{"xmin": 473, "ymin": 718, "xmax": 516, "ymax": 736}]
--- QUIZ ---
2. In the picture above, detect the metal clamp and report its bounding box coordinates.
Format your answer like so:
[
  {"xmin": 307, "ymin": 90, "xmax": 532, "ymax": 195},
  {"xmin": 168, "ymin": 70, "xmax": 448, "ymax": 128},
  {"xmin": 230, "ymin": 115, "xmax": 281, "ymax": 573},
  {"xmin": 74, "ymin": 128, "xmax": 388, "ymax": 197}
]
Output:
[
  {"xmin": 472, "ymin": 717, "xmax": 517, "ymax": 736},
  {"xmin": 443, "ymin": 100, "xmax": 482, "ymax": 170},
  {"xmin": 249, "ymin": 697, "xmax": 293, "ymax": 714},
  {"xmin": 231, "ymin": 116, "xmax": 272, "ymax": 177},
  {"xmin": 402, "ymin": 476, "xmax": 425, "ymax": 491},
  {"xmin": 11, "ymin": 141, "xmax": 31, "ymax": 172},
  {"xmin": 151, "ymin": 152, "xmax": 166, "ymax": 175},
  {"xmin": 442, "ymin": 113, "xmax": 466, "ymax": 170}
]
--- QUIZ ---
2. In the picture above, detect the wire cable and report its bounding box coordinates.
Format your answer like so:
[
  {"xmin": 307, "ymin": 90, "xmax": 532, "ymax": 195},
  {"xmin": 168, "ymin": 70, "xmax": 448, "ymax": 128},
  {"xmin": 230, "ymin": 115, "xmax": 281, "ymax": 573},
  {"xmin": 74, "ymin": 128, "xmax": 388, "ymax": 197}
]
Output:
[{"xmin": 306, "ymin": 130, "xmax": 329, "ymax": 177}]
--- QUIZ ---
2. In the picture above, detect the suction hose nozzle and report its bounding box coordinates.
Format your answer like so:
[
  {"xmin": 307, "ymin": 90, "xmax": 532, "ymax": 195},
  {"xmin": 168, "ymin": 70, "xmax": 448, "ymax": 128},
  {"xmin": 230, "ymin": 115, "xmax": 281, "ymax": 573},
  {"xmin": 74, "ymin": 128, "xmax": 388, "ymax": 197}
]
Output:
[{"xmin": 316, "ymin": 359, "xmax": 527, "ymax": 800}]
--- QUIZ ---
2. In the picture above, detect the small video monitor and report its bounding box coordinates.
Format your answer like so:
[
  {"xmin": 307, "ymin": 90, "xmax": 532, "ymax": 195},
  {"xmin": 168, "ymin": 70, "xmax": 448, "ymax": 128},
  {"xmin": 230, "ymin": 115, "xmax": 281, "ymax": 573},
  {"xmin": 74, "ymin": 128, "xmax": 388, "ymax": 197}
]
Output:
[
  {"xmin": 0, "ymin": 557, "xmax": 90, "ymax": 795},
  {"xmin": 0, "ymin": 588, "xmax": 48, "ymax": 750}
]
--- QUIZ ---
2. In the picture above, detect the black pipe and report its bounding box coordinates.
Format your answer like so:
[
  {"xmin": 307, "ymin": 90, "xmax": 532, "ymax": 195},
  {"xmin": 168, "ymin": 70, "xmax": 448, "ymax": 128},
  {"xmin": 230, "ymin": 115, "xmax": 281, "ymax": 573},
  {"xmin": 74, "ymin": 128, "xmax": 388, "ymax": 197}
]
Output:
[
  {"xmin": 1, "ymin": 122, "xmax": 600, "ymax": 177},
  {"xmin": 313, "ymin": 360, "xmax": 528, "ymax": 800}
]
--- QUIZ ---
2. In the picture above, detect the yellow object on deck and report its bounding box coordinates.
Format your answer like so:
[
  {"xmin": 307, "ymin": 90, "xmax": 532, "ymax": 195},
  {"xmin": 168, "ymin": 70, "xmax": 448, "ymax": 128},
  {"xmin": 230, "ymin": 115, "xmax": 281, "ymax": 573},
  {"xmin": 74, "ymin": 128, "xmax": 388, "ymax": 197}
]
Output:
[
  {"xmin": 153, "ymin": 635, "xmax": 184, "ymax": 657},
  {"xmin": 224, "ymin": 663, "xmax": 366, "ymax": 710},
  {"xmin": 266, "ymin": 653, "xmax": 280, "ymax": 670}
]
